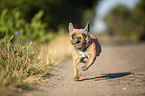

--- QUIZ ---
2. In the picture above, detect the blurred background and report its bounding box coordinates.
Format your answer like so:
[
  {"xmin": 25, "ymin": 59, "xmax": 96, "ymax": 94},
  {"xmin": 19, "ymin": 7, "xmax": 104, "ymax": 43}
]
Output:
[
  {"xmin": 0, "ymin": 0, "xmax": 144, "ymax": 43},
  {"xmin": 93, "ymin": 0, "xmax": 145, "ymax": 43},
  {"xmin": 0, "ymin": 0, "xmax": 145, "ymax": 94}
]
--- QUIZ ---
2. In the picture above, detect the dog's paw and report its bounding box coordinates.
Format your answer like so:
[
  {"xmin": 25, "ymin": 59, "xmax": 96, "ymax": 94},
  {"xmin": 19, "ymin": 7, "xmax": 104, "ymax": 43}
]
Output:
[
  {"xmin": 81, "ymin": 66, "xmax": 87, "ymax": 71},
  {"xmin": 73, "ymin": 77, "xmax": 80, "ymax": 81}
]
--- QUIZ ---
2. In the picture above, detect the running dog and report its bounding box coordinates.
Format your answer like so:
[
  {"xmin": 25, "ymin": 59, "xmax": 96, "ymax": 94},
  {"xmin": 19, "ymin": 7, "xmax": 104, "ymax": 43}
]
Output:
[{"xmin": 69, "ymin": 22, "xmax": 101, "ymax": 81}]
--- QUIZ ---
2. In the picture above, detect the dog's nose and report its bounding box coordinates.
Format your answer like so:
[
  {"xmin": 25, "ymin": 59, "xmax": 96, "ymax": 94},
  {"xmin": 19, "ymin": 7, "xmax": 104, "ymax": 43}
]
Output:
[{"xmin": 77, "ymin": 37, "xmax": 81, "ymax": 40}]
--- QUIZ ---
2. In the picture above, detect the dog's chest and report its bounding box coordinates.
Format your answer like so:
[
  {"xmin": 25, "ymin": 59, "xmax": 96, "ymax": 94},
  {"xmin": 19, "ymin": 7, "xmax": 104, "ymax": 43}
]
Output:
[{"xmin": 77, "ymin": 50, "xmax": 88, "ymax": 58}]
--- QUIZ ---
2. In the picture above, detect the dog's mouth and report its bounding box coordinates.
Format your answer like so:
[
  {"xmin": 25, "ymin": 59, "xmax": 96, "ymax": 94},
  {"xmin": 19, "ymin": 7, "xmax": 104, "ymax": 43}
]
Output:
[
  {"xmin": 75, "ymin": 43, "xmax": 82, "ymax": 48},
  {"xmin": 74, "ymin": 40, "xmax": 85, "ymax": 49}
]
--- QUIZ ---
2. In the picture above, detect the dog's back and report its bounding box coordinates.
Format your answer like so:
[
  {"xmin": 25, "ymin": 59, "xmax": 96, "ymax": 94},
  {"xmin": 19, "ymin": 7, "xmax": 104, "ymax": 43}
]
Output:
[{"xmin": 90, "ymin": 34, "xmax": 101, "ymax": 56}]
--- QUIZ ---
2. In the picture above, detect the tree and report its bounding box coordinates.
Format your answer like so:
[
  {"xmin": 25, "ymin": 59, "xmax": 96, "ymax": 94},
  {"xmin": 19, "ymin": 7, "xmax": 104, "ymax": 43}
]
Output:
[
  {"xmin": 104, "ymin": 0, "xmax": 145, "ymax": 41},
  {"xmin": 103, "ymin": 4, "xmax": 145, "ymax": 41},
  {"xmin": 104, "ymin": 5, "xmax": 133, "ymax": 35},
  {"xmin": 0, "ymin": 0, "xmax": 98, "ymax": 31},
  {"xmin": 133, "ymin": 0, "xmax": 145, "ymax": 40}
]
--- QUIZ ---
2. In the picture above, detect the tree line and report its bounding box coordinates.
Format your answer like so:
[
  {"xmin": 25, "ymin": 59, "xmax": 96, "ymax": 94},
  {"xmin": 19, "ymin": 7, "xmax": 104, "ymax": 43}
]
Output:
[{"xmin": 104, "ymin": 0, "xmax": 145, "ymax": 41}]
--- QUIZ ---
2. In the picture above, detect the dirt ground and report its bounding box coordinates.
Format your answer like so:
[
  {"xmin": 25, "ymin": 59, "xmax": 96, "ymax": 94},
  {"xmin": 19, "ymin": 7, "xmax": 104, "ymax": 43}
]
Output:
[{"xmin": 22, "ymin": 43, "xmax": 145, "ymax": 96}]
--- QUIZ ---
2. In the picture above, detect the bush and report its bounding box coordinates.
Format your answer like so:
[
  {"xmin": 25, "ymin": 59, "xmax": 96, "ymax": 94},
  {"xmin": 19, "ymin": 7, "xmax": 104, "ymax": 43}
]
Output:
[{"xmin": 0, "ymin": 9, "xmax": 47, "ymax": 43}]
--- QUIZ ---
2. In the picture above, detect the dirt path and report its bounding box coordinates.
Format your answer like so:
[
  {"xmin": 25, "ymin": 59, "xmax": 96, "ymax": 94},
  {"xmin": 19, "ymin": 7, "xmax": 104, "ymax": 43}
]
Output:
[{"xmin": 23, "ymin": 43, "xmax": 145, "ymax": 96}]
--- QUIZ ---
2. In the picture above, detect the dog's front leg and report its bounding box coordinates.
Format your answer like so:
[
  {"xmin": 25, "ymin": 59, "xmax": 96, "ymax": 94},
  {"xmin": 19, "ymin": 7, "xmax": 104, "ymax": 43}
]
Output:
[
  {"xmin": 81, "ymin": 43, "xmax": 96, "ymax": 71},
  {"xmin": 72, "ymin": 51, "xmax": 80, "ymax": 81}
]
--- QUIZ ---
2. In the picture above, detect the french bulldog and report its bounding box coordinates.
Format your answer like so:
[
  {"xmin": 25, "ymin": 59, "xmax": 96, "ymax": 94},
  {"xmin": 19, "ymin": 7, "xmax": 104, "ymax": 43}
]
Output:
[{"xmin": 69, "ymin": 22, "xmax": 101, "ymax": 81}]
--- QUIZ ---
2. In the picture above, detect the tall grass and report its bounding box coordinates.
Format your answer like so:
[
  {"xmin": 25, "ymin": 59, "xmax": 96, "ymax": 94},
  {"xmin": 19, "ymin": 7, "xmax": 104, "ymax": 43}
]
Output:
[
  {"xmin": 0, "ymin": 34, "xmax": 72, "ymax": 95},
  {"xmin": 0, "ymin": 36, "xmax": 44, "ymax": 91},
  {"xmin": 47, "ymin": 34, "xmax": 72, "ymax": 59},
  {"xmin": 36, "ymin": 34, "xmax": 72, "ymax": 70}
]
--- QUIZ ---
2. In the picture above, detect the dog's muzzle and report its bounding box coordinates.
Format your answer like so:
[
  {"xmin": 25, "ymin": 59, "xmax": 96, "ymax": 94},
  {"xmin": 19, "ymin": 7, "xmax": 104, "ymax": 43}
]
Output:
[{"xmin": 73, "ymin": 36, "xmax": 86, "ymax": 49}]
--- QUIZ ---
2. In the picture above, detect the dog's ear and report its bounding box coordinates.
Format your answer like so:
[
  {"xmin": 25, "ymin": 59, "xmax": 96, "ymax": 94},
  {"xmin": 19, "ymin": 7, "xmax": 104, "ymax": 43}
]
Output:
[
  {"xmin": 84, "ymin": 22, "xmax": 90, "ymax": 33},
  {"xmin": 69, "ymin": 22, "xmax": 74, "ymax": 32}
]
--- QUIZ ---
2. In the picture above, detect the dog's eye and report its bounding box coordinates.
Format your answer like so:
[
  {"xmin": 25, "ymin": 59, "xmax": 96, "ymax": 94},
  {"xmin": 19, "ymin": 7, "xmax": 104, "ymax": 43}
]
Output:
[
  {"xmin": 72, "ymin": 33, "xmax": 76, "ymax": 39},
  {"xmin": 82, "ymin": 34, "xmax": 87, "ymax": 39}
]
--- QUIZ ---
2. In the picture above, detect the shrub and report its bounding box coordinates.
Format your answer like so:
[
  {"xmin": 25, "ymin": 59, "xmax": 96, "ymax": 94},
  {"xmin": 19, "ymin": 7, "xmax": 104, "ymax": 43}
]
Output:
[{"xmin": 0, "ymin": 9, "xmax": 47, "ymax": 43}]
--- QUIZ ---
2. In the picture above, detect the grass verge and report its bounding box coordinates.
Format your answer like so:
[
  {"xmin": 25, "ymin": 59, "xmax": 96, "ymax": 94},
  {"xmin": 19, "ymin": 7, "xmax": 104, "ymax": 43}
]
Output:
[{"xmin": 0, "ymin": 34, "xmax": 72, "ymax": 96}]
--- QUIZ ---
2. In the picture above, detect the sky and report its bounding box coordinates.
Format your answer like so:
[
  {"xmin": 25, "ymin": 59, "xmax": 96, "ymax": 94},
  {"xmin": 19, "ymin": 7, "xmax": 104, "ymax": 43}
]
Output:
[{"xmin": 91, "ymin": 0, "xmax": 140, "ymax": 33}]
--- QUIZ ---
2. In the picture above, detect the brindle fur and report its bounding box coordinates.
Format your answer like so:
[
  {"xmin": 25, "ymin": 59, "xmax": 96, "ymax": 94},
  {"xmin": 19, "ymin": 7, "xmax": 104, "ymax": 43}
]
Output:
[{"xmin": 69, "ymin": 22, "xmax": 101, "ymax": 81}]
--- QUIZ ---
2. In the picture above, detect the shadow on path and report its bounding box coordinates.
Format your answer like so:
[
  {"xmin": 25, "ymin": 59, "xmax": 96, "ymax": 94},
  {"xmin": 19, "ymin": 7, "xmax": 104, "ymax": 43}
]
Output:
[{"xmin": 78, "ymin": 72, "xmax": 132, "ymax": 81}]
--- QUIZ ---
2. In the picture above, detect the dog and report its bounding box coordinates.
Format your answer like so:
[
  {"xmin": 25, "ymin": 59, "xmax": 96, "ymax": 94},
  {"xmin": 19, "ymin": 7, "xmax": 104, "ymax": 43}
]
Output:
[{"xmin": 69, "ymin": 22, "xmax": 101, "ymax": 81}]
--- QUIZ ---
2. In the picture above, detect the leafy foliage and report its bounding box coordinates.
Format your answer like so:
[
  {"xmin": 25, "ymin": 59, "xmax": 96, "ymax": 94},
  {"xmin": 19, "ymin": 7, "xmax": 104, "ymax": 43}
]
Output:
[
  {"xmin": 0, "ymin": 0, "xmax": 98, "ymax": 30},
  {"xmin": 104, "ymin": 0, "xmax": 145, "ymax": 41},
  {"xmin": 0, "ymin": 9, "xmax": 47, "ymax": 43},
  {"xmin": 133, "ymin": 0, "xmax": 145, "ymax": 40}
]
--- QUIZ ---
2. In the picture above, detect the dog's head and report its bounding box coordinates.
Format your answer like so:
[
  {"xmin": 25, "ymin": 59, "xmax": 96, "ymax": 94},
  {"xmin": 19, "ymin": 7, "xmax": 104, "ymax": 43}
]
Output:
[{"xmin": 69, "ymin": 22, "xmax": 91, "ymax": 50}]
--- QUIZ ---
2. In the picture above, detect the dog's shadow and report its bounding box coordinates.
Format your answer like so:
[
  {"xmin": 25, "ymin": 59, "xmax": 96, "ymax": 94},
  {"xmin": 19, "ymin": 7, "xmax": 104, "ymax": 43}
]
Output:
[{"xmin": 78, "ymin": 72, "xmax": 132, "ymax": 81}]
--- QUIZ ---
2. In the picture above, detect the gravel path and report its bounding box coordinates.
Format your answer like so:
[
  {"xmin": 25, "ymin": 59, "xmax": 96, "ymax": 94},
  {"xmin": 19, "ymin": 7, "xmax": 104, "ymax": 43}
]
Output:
[{"xmin": 23, "ymin": 43, "xmax": 145, "ymax": 96}]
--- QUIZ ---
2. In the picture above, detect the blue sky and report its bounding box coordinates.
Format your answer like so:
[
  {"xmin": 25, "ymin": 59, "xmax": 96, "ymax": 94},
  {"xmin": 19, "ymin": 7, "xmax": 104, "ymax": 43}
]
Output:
[{"xmin": 91, "ymin": 0, "xmax": 140, "ymax": 33}]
